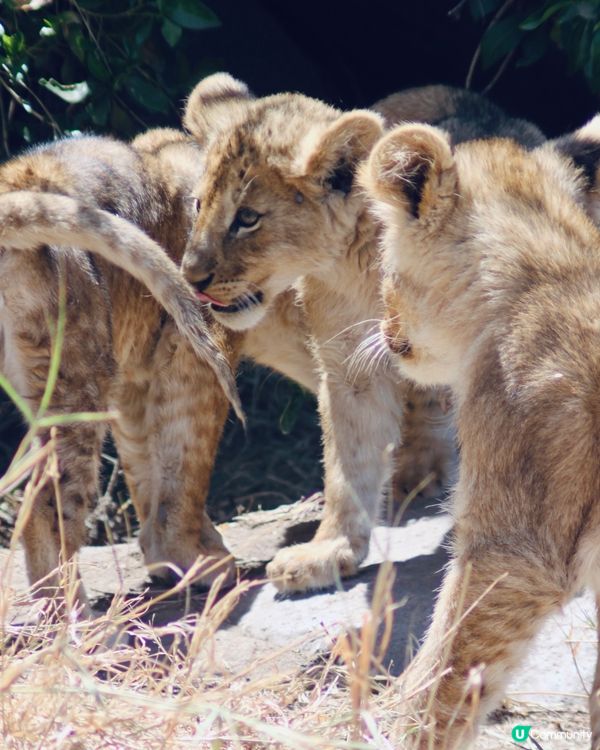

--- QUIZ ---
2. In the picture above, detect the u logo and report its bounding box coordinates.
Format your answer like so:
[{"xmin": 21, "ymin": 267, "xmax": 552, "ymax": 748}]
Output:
[{"xmin": 512, "ymin": 726, "xmax": 531, "ymax": 742}]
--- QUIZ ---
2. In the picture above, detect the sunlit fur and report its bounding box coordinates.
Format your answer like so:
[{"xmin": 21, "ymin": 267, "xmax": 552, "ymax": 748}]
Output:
[
  {"xmin": 181, "ymin": 74, "xmax": 455, "ymax": 593},
  {"xmin": 361, "ymin": 120, "xmax": 600, "ymax": 748}
]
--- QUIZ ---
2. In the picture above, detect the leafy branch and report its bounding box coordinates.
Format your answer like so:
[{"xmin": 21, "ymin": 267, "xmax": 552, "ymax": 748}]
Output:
[
  {"xmin": 458, "ymin": 0, "xmax": 600, "ymax": 95},
  {"xmin": 0, "ymin": 0, "xmax": 220, "ymax": 157}
]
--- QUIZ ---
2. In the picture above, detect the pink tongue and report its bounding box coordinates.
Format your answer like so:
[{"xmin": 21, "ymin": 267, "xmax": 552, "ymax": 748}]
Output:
[{"xmin": 195, "ymin": 290, "xmax": 228, "ymax": 307}]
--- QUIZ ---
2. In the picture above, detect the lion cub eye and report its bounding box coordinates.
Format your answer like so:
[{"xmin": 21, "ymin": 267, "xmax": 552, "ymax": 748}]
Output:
[
  {"xmin": 192, "ymin": 197, "xmax": 201, "ymax": 214},
  {"xmin": 231, "ymin": 207, "xmax": 262, "ymax": 232}
]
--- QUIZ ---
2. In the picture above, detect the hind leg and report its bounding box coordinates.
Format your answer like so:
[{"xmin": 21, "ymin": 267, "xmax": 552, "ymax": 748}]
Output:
[
  {"xmin": 21, "ymin": 422, "xmax": 105, "ymax": 612},
  {"xmin": 5, "ymin": 278, "xmax": 111, "ymax": 612},
  {"xmin": 397, "ymin": 541, "xmax": 563, "ymax": 749},
  {"xmin": 126, "ymin": 321, "xmax": 239, "ymax": 587}
]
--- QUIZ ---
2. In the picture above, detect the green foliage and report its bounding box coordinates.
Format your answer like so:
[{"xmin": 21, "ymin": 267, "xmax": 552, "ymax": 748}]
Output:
[
  {"xmin": 466, "ymin": 0, "xmax": 600, "ymax": 94},
  {"xmin": 0, "ymin": 0, "xmax": 220, "ymax": 158}
]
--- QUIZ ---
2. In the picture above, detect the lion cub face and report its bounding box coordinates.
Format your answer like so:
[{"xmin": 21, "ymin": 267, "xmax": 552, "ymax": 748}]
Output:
[
  {"xmin": 360, "ymin": 124, "xmax": 588, "ymax": 388},
  {"xmin": 181, "ymin": 73, "xmax": 383, "ymax": 331}
]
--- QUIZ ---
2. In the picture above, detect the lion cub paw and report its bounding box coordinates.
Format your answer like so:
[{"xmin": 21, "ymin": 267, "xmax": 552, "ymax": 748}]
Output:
[
  {"xmin": 140, "ymin": 515, "xmax": 236, "ymax": 589},
  {"xmin": 266, "ymin": 538, "xmax": 362, "ymax": 593}
]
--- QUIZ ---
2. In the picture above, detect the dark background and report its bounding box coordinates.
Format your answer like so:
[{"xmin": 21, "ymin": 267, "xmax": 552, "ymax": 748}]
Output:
[{"xmin": 200, "ymin": 0, "xmax": 597, "ymax": 137}]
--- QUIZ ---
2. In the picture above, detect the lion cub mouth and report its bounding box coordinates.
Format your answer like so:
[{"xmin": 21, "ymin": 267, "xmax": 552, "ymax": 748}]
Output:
[
  {"xmin": 195, "ymin": 287, "xmax": 264, "ymax": 314},
  {"xmin": 216, "ymin": 291, "xmax": 264, "ymax": 314}
]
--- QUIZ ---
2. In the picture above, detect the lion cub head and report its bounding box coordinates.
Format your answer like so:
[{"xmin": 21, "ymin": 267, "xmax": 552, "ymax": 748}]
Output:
[
  {"xmin": 181, "ymin": 73, "xmax": 383, "ymax": 331},
  {"xmin": 360, "ymin": 122, "xmax": 597, "ymax": 388}
]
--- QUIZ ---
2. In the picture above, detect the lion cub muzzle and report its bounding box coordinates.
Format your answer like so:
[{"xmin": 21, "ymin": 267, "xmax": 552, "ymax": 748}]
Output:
[{"xmin": 382, "ymin": 318, "xmax": 413, "ymax": 358}]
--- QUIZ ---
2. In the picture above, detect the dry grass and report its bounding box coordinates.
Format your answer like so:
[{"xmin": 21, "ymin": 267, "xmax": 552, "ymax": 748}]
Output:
[
  {"xmin": 0, "ymin": 286, "xmax": 401, "ymax": 750},
  {"xmin": 0, "ymin": 537, "xmax": 403, "ymax": 750}
]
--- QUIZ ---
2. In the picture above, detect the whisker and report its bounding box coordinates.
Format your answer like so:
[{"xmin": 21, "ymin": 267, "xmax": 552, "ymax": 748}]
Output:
[
  {"xmin": 344, "ymin": 330, "xmax": 381, "ymax": 363},
  {"xmin": 344, "ymin": 330, "xmax": 381, "ymax": 371},
  {"xmin": 371, "ymin": 340, "xmax": 391, "ymax": 374},
  {"xmin": 346, "ymin": 328, "xmax": 391, "ymax": 383},
  {"xmin": 323, "ymin": 318, "xmax": 383, "ymax": 347}
]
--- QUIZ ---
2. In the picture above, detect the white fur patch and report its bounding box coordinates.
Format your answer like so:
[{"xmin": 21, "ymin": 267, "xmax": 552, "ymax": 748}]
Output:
[{"xmin": 213, "ymin": 301, "xmax": 269, "ymax": 331}]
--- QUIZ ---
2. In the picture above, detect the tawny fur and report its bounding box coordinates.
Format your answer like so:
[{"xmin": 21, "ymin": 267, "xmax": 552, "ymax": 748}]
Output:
[
  {"xmin": 180, "ymin": 74, "xmax": 455, "ymax": 594},
  {"xmin": 361, "ymin": 120, "xmax": 600, "ymax": 748},
  {"xmin": 0, "ymin": 131, "xmax": 242, "ymax": 603}
]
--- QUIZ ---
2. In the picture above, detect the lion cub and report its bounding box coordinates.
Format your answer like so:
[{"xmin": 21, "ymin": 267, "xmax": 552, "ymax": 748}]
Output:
[
  {"xmin": 0, "ymin": 130, "xmax": 241, "ymax": 607},
  {"xmin": 178, "ymin": 74, "xmax": 546, "ymax": 594},
  {"xmin": 361, "ymin": 120, "xmax": 600, "ymax": 747}
]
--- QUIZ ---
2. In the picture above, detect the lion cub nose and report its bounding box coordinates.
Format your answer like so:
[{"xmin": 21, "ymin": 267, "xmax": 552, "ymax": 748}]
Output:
[{"xmin": 181, "ymin": 250, "xmax": 215, "ymax": 283}]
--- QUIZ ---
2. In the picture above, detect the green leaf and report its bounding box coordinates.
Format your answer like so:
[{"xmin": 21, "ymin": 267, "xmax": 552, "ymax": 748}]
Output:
[
  {"xmin": 516, "ymin": 28, "xmax": 550, "ymax": 67},
  {"xmin": 161, "ymin": 18, "xmax": 182, "ymax": 47},
  {"xmin": 159, "ymin": 0, "xmax": 220, "ymax": 30},
  {"xmin": 480, "ymin": 15, "xmax": 524, "ymax": 69},
  {"xmin": 39, "ymin": 77, "xmax": 91, "ymax": 103},
  {"xmin": 64, "ymin": 24, "xmax": 88, "ymax": 63},
  {"xmin": 520, "ymin": 2, "xmax": 571, "ymax": 31},
  {"xmin": 568, "ymin": 18, "xmax": 593, "ymax": 70},
  {"xmin": 0, "ymin": 373, "xmax": 33, "ymax": 425},
  {"xmin": 86, "ymin": 48, "xmax": 111, "ymax": 83},
  {"xmin": 1, "ymin": 31, "xmax": 26, "ymax": 60},
  {"xmin": 123, "ymin": 72, "xmax": 171, "ymax": 113}
]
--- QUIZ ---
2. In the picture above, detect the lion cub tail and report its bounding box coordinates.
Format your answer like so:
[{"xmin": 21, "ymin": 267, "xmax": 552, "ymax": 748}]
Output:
[{"xmin": 0, "ymin": 189, "xmax": 243, "ymax": 422}]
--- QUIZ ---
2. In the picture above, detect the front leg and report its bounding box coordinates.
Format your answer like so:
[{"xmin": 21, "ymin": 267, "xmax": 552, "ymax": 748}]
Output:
[{"xmin": 267, "ymin": 365, "xmax": 402, "ymax": 592}]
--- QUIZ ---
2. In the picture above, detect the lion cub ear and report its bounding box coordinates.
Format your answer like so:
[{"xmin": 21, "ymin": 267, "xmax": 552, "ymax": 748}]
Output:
[
  {"xmin": 552, "ymin": 116, "xmax": 600, "ymax": 225},
  {"xmin": 301, "ymin": 111, "xmax": 384, "ymax": 195},
  {"xmin": 360, "ymin": 123, "xmax": 457, "ymax": 228},
  {"xmin": 183, "ymin": 72, "xmax": 253, "ymax": 145}
]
